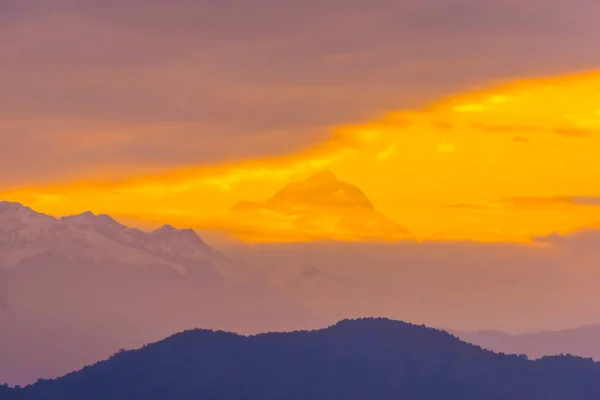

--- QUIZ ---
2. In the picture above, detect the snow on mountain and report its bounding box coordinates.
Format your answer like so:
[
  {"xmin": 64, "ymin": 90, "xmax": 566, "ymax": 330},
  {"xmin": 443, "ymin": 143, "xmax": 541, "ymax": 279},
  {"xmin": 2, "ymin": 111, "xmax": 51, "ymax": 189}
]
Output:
[
  {"xmin": 0, "ymin": 201, "xmax": 235, "ymax": 278},
  {"xmin": 0, "ymin": 202, "xmax": 320, "ymax": 386}
]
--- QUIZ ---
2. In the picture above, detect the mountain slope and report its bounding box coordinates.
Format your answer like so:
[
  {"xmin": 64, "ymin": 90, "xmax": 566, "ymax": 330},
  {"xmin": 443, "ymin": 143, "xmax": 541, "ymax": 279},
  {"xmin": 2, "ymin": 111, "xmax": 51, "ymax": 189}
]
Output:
[
  {"xmin": 4, "ymin": 318, "xmax": 600, "ymax": 400},
  {"xmin": 0, "ymin": 201, "xmax": 231, "ymax": 277}
]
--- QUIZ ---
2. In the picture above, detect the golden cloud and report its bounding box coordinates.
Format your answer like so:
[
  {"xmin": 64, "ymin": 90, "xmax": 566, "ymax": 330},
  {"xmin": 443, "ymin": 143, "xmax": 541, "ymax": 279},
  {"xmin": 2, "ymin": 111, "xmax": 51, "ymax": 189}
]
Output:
[{"xmin": 3, "ymin": 70, "xmax": 600, "ymax": 242}]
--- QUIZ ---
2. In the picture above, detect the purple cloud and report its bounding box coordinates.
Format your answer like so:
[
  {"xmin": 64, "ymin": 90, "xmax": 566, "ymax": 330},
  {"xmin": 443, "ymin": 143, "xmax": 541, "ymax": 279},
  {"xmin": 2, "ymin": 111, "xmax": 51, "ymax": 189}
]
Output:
[{"xmin": 1, "ymin": 0, "xmax": 600, "ymax": 186}]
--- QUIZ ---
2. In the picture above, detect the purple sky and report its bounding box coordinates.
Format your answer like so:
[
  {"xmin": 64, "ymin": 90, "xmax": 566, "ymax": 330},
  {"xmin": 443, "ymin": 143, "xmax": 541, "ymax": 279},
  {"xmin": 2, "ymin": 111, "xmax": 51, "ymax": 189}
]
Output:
[{"xmin": 1, "ymin": 0, "xmax": 600, "ymax": 187}]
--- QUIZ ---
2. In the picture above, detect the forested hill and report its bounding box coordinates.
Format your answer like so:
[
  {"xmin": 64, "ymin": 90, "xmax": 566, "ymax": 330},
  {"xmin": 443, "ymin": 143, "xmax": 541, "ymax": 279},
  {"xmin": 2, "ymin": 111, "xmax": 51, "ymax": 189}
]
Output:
[{"xmin": 3, "ymin": 318, "xmax": 600, "ymax": 400}]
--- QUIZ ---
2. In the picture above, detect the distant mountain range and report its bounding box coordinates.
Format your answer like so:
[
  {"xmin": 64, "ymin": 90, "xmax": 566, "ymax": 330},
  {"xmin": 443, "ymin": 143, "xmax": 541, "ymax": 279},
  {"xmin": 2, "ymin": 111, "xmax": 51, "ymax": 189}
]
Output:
[
  {"xmin": 0, "ymin": 200, "xmax": 232, "ymax": 277},
  {"xmin": 455, "ymin": 324, "xmax": 600, "ymax": 361},
  {"xmin": 4, "ymin": 174, "xmax": 600, "ymax": 387},
  {"xmin": 0, "ymin": 169, "xmax": 416, "ymax": 386},
  {"xmin": 3, "ymin": 318, "xmax": 600, "ymax": 400},
  {"xmin": 0, "ymin": 201, "xmax": 320, "ymax": 385}
]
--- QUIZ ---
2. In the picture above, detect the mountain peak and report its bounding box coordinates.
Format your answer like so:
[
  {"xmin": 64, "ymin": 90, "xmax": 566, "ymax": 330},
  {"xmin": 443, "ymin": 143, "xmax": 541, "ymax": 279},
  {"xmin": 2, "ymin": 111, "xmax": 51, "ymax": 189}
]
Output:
[
  {"xmin": 0, "ymin": 201, "xmax": 35, "ymax": 214},
  {"xmin": 0, "ymin": 200, "xmax": 22, "ymax": 209},
  {"xmin": 332, "ymin": 317, "xmax": 420, "ymax": 332},
  {"xmin": 153, "ymin": 224, "xmax": 205, "ymax": 245},
  {"xmin": 61, "ymin": 211, "xmax": 123, "ymax": 229},
  {"xmin": 154, "ymin": 224, "xmax": 177, "ymax": 233},
  {"xmin": 0, "ymin": 201, "xmax": 56, "ymax": 223},
  {"xmin": 226, "ymin": 172, "xmax": 414, "ymax": 241},
  {"xmin": 269, "ymin": 171, "xmax": 374, "ymax": 210}
]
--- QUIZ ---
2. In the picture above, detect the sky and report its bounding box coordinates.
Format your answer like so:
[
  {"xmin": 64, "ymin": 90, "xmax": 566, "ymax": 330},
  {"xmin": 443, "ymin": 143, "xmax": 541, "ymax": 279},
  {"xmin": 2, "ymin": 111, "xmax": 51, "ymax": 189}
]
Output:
[{"xmin": 2, "ymin": 0, "xmax": 600, "ymax": 242}]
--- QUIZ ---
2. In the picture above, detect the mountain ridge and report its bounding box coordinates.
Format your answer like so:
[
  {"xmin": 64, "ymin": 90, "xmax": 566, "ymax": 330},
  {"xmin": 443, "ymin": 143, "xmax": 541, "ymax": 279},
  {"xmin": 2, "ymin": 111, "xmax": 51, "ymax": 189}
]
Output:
[
  {"xmin": 3, "ymin": 318, "xmax": 600, "ymax": 399},
  {"xmin": 456, "ymin": 323, "xmax": 600, "ymax": 361},
  {"xmin": 0, "ymin": 201, "xmax": 320, "ymax": 386},
  {"xmin": 0, "ymin": 200, "xmax": 222, "ymax": 275}
]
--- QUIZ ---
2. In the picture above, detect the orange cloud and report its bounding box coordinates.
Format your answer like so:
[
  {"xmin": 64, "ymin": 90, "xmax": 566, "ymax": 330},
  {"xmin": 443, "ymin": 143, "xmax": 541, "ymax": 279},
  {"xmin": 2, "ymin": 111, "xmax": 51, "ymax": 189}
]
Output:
[
  {"xmin": 506, "ymin": 196, "xmax": 600, "ymax": 208},
  {"xmin": 3, "ymin": 70, "xmax": 600, "ymax": 242}
]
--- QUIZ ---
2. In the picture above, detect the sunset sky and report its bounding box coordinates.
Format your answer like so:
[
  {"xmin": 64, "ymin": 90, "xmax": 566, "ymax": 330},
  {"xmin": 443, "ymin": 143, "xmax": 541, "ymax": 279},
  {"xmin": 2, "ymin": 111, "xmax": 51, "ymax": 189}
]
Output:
[{"xmin": 2, "ymin": 0, "xmax": 600, "ymax": 243}]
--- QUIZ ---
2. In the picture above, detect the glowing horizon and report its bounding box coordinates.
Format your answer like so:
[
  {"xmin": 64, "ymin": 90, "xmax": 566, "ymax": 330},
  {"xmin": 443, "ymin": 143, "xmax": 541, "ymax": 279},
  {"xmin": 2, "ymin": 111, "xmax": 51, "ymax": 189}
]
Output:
[{"xmin": 3, "ymin": 69, "xmax": 600, "ymax": 243}]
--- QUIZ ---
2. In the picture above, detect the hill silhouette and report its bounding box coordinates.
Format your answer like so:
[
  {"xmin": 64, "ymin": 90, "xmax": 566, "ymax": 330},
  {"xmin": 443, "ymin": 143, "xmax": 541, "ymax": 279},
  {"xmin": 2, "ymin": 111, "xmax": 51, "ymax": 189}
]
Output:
[{"xmin": 3, "ymin": 318, "xmax": 600, "ymax": 400}]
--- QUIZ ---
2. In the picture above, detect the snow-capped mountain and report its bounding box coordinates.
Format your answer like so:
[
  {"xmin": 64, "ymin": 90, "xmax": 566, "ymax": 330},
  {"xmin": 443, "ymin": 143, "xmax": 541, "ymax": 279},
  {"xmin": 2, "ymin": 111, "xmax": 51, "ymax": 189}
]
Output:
[
  {"xmin": 0, "ymin": 202, "xmax": 320, "ymax": 386},
  {"xmin": 0, "ymin": 201, "xmax": 236, "ymax": 278}
]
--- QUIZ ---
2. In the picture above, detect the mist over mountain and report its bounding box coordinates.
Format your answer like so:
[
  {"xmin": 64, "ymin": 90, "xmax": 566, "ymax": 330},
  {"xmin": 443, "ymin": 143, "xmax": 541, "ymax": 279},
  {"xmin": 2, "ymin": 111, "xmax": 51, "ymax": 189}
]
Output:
[
  {"xmin": 225, "ymin": 238, "xmax": 600, "ymax": 333},
  {"xmin": 6, "ymin": 194, "xmax": 600, "ymax": 386},
  {"xmin": 0, "ymin": 202, "xmax": 321, "ymax": 385},
  {"xmin": 3, "ymin": 318, "xmax": 600, "ymax": 400},
  {"xmin": 2, "ymin": 1, "xmax": 600, "ymax": 398}
]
